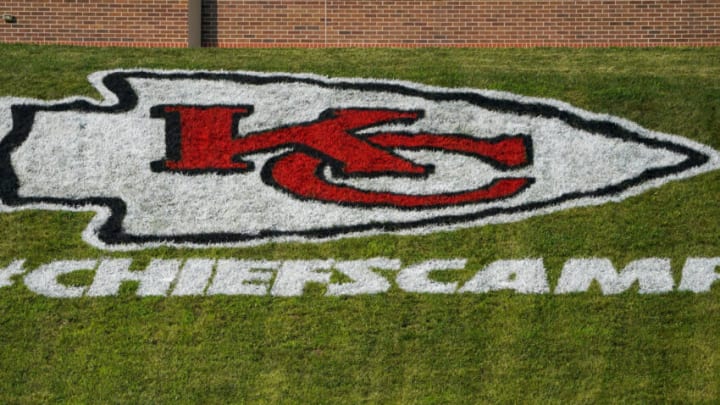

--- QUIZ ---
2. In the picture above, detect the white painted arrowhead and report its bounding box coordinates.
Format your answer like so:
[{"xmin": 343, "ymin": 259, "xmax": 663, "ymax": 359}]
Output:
[{"xmin": 0, "ymin": 69, "xmax": 718, "ymax": 250}]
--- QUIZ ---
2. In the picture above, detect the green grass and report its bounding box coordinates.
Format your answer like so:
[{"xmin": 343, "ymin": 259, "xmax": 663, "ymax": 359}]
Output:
[{"xmin": 1, "ymin": 44, "xmax": 719, "ymax": 403}]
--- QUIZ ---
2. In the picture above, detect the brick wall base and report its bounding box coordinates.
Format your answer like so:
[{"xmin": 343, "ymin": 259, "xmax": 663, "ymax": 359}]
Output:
[
  {"xmin": 1, "ymin": 0, "xmax": 718, "ymax": 48},
  {"xmin": 0, "ymin": 0, "xmax": 189, "ymax": 47}
]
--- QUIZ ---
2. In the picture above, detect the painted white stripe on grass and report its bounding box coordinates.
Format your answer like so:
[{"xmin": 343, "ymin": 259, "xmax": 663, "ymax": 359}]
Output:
[
  {"xmin": 271, "ymin": 260, "xmax": 335, "ymax": 297},
  {"xmin": 678, "ymin": 258, "xmax": 720, "ymax": 293},
  {"xmin": 24, "ymin": 260, "xmax": 96, "ymax": 298},
  {"xmin": 326, "ymin": 258, "xmax": 401, "ymax": 296},
  {"xmin": 3, "ymin": 257, "xmax": 720, "ymax": 297},
  {"xmin": 555, "ymin": 258, "xmax": 674, "ymax": 294},
  {"xmin": 171, "ymin": 259, "xmax": 215, "ymax": 296},
  {"xmin": 86, "ymin": 259, "xmax": 180, "ymax": 297},
  {"xmin": 396, "ymin": 259, "xmax": 467, "ymax": 293},
  {"xmin": 459, "ymin": 259, "xmax": 549, "ymax": 294},
  {"xmin": 207, "ymin": 259, "xmax": 279, "ymax": 296},
  {"xmin": 0, "ymin": 260, "xmax": 26, "ymax": 288}
]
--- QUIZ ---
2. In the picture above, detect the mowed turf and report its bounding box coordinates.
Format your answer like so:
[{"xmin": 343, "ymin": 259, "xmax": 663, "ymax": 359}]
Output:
[{"xmin": 0, "ymin": 44, "xmax": 719, "ymax": 403}]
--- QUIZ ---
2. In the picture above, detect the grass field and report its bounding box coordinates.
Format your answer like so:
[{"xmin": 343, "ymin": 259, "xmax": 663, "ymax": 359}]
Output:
[{"xmin": 0, "ymin": 44, "xmax": 719, "ymax": 403}]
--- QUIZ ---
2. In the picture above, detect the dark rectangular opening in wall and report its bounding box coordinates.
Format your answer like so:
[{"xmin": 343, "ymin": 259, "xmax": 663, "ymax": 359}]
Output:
[{"xmin": 202, "ymin": 0, "xmax": 218, "ymax": 47}]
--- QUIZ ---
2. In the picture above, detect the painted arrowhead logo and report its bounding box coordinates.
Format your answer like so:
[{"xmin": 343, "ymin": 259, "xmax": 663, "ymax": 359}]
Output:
[
  {"xmin": 0, "ymin": 69, "xmax": 718, "ymax": 250},
  {"xmin": 151, "ymin": 105, "xmax": 533, "ymax": 207}
]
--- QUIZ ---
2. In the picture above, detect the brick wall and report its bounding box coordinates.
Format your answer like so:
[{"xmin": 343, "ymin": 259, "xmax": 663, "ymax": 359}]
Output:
[
  {"xmin": 0, "ymin": 0, "xmax": 188, "ymax": 47},
  {"xmin": 1, "ymin": 0, "xmax": 718, "ymax": 48},
  {"xmin": 203, "ymin": 0, "xmax": 720, "ymax": 47}
]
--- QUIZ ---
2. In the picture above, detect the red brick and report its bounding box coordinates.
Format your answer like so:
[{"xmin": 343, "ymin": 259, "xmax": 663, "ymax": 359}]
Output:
[{"xmin": 1, "ymin": 0, "xmax": 718, "ymax": 47}]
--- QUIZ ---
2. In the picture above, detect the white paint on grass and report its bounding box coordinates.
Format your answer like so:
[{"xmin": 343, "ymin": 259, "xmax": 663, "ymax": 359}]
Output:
[
  {"xmin": 171, "ymin": 259, "xmax": 215, "ymax": 296},
  {"xmin": 555, "ymin": 258, "xmax": 674, "ymax": 294},
  {"xmin": 396, "ymin": 259, "xmax": 467, "ymax": 293},
  {"xmin": 459, "ymin": 259, "xmax": 549, "ymax": 294},
  {"xmin": 86, "ymin": 259, "xmax": 180, "ymax": 297},
  {"xmin": 270, "ymin": 260, "xmax": 334, "ymax": 297},
  {"xmin": 326, "ymin": 258, "xmax": 401, "ymax": 296},
  {"xmin": 1, "ymin": 256, "xmax": 719, "ymax": 297},
  {"xmin": 24, "ymin": 259, "xmax": 96, "ymax": 298},
  {"xmin": 1, "ymin": 70, "xmax": 718, "ymax": 250},
  {"xmin": 678, "ymin": 258, "xmax": 720, "ymax": 293},
  {"xmin": 207, "ymin": 259, "xmax": 279, "ymax": 296},
  {"xmin": 0, "ymin": 260, "xmax": 26, "ymax": 289}
]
